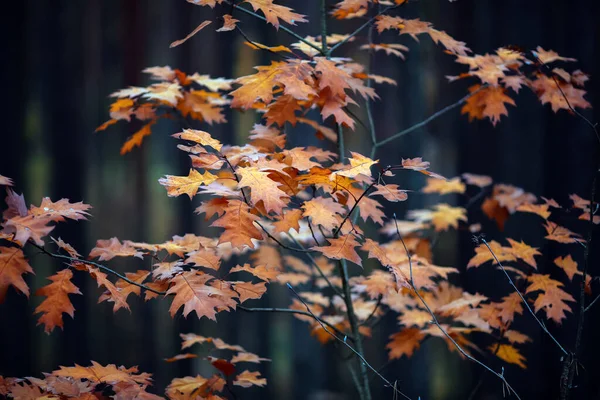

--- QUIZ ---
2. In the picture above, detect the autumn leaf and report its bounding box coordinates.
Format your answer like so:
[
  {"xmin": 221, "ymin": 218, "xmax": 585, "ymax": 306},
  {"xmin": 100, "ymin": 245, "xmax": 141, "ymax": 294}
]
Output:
[
  {"xmin": 52, "ymin": 361, "xmax": 152, "ymax": 385},
  {"xmin": 334, "ymin": 151, "xmax": 378, "ymax": 179},
  {"xmin": 120, "ymin": 121, "xmax": 155, "ymax": 155},
  {"xmin": 233, "ymin": 370, "xmax": 266, "ymax": 388},
  {"xmin": 492, "ymin": 344, "xmax": 526, "ymax": 369},
  {"xmin": 166, "ymin": 374, "xmax": 225, "ymax": 399},
  {"xmin": 159, "ymin": 169, "xmax": 218, "ymax": 199},
  {"xmin": 387, "ymin": 328, "xmax": 425, "ymax": 359},
  {"xmin": 370, "ymin": 184, "xmax": 408, "ymax": 202},
  {"xmin": 526, "ymin": 274, "xmax": 575, "ymax": 323},
  {"xmin": 244, "ymin": 0, "xmax": 307, "ymax": 30},
  {"xmin": 29, "ymin": 197, "xmax": 92, "ymax": 222},
  {"xmin": 311, "ymin": 235, "xmax": 362, "ymax": 266},
  {"xmin": 210, "ymin": 200, "xmax": 264, "ymax": 249},
  {"xmin": 87, "ymin": 267, "xmax": 131, "ymax": 312},
  {"xmin": 217, "ymin": 14, "xmax": 240, "ymax": 32},
  {"xmin": 233, "ymin": 281, "xmax": 267, "ymax": 303},
  {"xmin": 461, "ymin": 84, "xmax": 515, "ymax": 126},
  {"xmin": 422, "ymin": 177, "xmax": 465, "ymax": 195},
  {"xmin": 0, "ymin": 246, "xmax": 33, "ymax": 302},
  {"xmin": 170, "ymin": 20, "xmax": 212, "ymax": 48},
  {"xmin": 467, "ymin": 240, "xmax": 515, "ymax": 268},
  {"xmin": 172, "ymin": 129, "xmax": 223, "ymax": 151},
  {"xmin": 164, "ymin": 353, "xmax": 199, "ymax": 363},
  {"xmin": 237, "ymin": 165, "xmax": 289, "ymax": 214},
  {"xmin": 507, "ymin": 238, "xmax": 541, "ymax": 269},
  {"xmin": 167, "ymin": 271, "xmax": 238, "ymax": 320},
  {"xmin": 89, "ymin": 237, "xmax": 144, "ymax": 261},
  {"xmin": 554, "ymin": 255, "xmax": 580, "ymax": 281},
  {"xmin": 34, "ymin": 269, "xmax": 82, "ymax": 334}
]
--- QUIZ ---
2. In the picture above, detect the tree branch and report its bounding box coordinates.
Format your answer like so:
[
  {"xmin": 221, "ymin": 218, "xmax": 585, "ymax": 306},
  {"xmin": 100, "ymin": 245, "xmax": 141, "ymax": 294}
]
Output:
[
  {"xmin": 374, "ymin": 86, "xmax": 486, "ymax": 149},
  {"xmin": 223, "ymin": 0, "xmax": 326, "ymax": 56},
  {"xmin": 29, "ymin": 242, "xmax": 166, "ymax": 295},
  {"xmin": 238, "ymin": 305, "xmax": 351, "ymax": 339}
]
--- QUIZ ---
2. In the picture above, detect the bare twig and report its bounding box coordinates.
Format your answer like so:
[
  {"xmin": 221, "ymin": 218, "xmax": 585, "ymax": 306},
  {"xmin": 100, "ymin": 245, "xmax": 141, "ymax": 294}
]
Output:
[
  {"xmin": 238, "ymin": 305, "xmax": 351, "ymax": 339},
  {"xmin": 327, "ymin": 4, "xmax": 403, "ymax": 55},
  {"xmin": 374, "ymin": 86, "xmax": 487, "ymax": 149}
]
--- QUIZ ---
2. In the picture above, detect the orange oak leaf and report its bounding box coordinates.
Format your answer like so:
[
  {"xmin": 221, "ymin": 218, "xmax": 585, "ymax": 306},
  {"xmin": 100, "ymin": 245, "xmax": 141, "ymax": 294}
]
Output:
[
  {"xmin": 496, "ymin": 292, "xmax": 524, "ymax": 324},
  {"xmin": 164, "ymin": 353, "xmax": 198, "ymax": 363},
  {"xmin": 29, "ymin": 198, "xmax": 92, "ymax": 222},
  {"xmin": 543, "ymin": 222, "xmax": 582, "ymax": 244},
  {"xmin": 0, "ymin": 246, "xmax": 33, "ymax": 302},
  {"xmin": 120, "ymin": 121, "xmax": 155, "ymax": 155},
  {"xmin": 461, "ymin": 84, "xmax": 515, "ymax": 126},
  {"xmin": 507, "ymin": 238, "xmax": 541, "ymax": 269},
  {"xmin": 89, "ymin": 237, "xmax": 144, "ymax": 261},
  {"xmin": 370, "ymin": 184, "xmax": 408, "ymax": 202},
  {"xmin": 86, "ymin": 267, "xmax": 130, "ymax": 312},
  {"xmin": 98, "ymin": 270, "xmax": 150, "ymax": 308},
  {"xmin": 167, "ymin": 271, "xmax": 238, "ymax": 320},
  {"xmin": 553, "ymin": 255, "xmax": 580, "ymax": 281},
  {"xmin": 185, "ymin": 249, "xmax": 221, "ymax": 271},
  {"xmin": 334, "ymin": 152, "xmax": 378, "ymax": 179},
  {"xmin": 245, "ymin": 0, "xmax": 307, "ymax": 30},
  {"xmin": 461, "ymin": 173, "xmax": 492, "ymax": 188},
  {"xmin": 237, "ymin": 166, "xmax": 289, "ymax": 214},
  {"xmin": 387, "ymin": 328, "xmax": 425, "ymax": 359},
  {"xmin": 34, "ymin": 269, "xmax": 82, "ymax": 334},
  {"xmin": 311, "ymin": 235, "xmax": 362, "ymax": 266},
  {"xmin": 170, "ymin": 20, "xmax": 212, "ymax": 48},
  {"xmin": 272, "ymin": 209, "xmax": 302, "ymax": 234},
  {"xmin": 172, "ymin": 129, "xmax": 223, "ymax": 151},
  {"xmin": 408, "ymin": 204, "xmax": 467, "ymax": 232},
  {"xmin": 230, "ymin": 263, "xmax": 280, "ymax": 282},
  {"xmin": 217, "ymin": 14, "xmax": 240, "ymax": 32},
  {"xmin": 516, "ymin": 203, "xmax": 551, "ymax": 220},
  {"xmin": 210, "ymin": 200, "xmax": 264, "ymax": 249},
  {"xmin": 467, "ymin": 240, "xmax": 516, "ymax": 268},
  {"xmin": 231, "ymin": 352, "xmax": 271, "ymax": 364},
  {"xmin": 1, "ymin": 214, "xmax": 54, "ymax": 246},
  {"xmin": 52, "ymin": 361, "xmax": 152, "ymax": 385},
  {"xmin": 166, "ymin": 374, "xmax": 225, "ymax": 398},
  {"xmin": 421, "ymin": 177, "xmax": 465, "ymax": 195},
  {"xmin": 302, "ymin": 196, "xmax": 345, "ymax": 231},
  {"xmin": 232, "ymin": 281, "xmax": 267, "ymax": 303},
  {"xmin": 526, "ymin": 274, "xmax": 575, "ymax": 323},
  {"xmin": 233, "ymin": 370, "xmax": 266, "ymax": 388},
  {"xmin": 492, "ymin": 344, "xmax": 526, "ymax": 369},
  {"xmin": 159, "ymin": 169, "xmax": 219, "ymax": 199}
]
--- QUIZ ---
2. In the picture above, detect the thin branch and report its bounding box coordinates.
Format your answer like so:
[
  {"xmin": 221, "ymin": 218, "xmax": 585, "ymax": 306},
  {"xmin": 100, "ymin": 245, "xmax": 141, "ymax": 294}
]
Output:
[
  {"xmin": 287, "ymin": 283, "xmax": 410, "ymax": 399},
  {"xmin": 320, "ymin": 0, "xmax": 328, "ymax": 54},
  {"xmin": 584, "ymin": 292, "xmax": 600, "ymax": 312},
  {"xmin": 478, "ymin": 237, "xmax": 569, "ymax": 356},
  {"xmin": 224, "ymin": 0, "xmax": 326, "ymax": 56},
  {"xmin": 392, "ymin": 219, "xmax": 521, "ymax": 400},
  {"xmin": 238, "ymin": 305, "xmax": 351, "ymax": 339},
  {"xmin": 327, "ymin": 4, "xmax": 403, "ymax": 55},
  {"xmin": 30, "ymin": 242, "xmax": 166, "ymax": 295},
  {"xmin": 374, "ymin": 86, "xmax": 487, "ymax": 149},
  {"xmin": 286, "ymin": 233, "xmax": 345, "ymax": 299},
  {"xmin": 256, "ymin": 221, "xmax": 313, "ymax": 253},
  {"xmin": 360, "ymin": 295, "xmax": 382, "ymax": 326}
]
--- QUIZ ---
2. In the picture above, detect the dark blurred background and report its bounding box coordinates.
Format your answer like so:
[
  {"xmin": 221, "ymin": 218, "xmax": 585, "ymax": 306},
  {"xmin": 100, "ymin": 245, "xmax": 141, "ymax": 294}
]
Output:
[{"xmin": 1, "ymin": 0, "xmax": 599, "ymax": 399}]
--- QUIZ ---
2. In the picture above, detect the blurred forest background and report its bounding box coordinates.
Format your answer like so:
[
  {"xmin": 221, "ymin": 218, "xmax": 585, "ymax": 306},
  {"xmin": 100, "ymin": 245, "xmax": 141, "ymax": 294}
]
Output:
[{"xmin": 1, "ymin": 0, "xmax": 600, "ymax": 399}]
